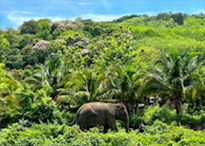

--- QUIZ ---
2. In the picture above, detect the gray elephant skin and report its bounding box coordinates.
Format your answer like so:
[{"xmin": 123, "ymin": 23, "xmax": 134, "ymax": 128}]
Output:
[{"xmin": 69, "ymin": 102, "xmax": 129, "ymax": 132}]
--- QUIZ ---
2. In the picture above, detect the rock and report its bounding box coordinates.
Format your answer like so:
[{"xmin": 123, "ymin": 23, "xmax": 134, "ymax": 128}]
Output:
[
  {"xmin": 80, "ymin": 37, "xmax": 89, "ymax": 45},
  {"xmin": 33, "ymin": 40, "xmax": 50, "ymax": 50},
  {"xmin": 75, "ymin": 17, "xmax": 83, "ymax": 21},
  {"xmin": 78, "ymin": 49, "xmax": 91, "ymax": 56},
  {"xmin": 17, "ymin": 24, "xmax": 23, "ymax": 31},
  {"xmin": 65, "ymin": 21, "xmax": 78, "ymax": 29},
  {"xmin": 52, "ymin": 20, "xmax": 75, "ymax": 29},
  {"xmin": 53, "ymin": 20, "xmax": 81, "ymax": 29},
  {"xmin": 55, "ymin": 39, "xmax": 66, "ymax": 43},
  {"xmin": 121, "ymin": 32, "xmax": 133, "ymax": 40},
  {"xmin": 65, "ymin": 35, "xmax": 89, "ymax": 47},
  {"xmin": 97, "ymin": 40, "xmax": 105, "ymax": 44}
]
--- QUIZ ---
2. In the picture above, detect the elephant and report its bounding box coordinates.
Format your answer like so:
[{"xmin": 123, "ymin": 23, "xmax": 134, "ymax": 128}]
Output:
[{"xmin": 69, "ymin": 102, "xmax": 129, "ymax": 133}]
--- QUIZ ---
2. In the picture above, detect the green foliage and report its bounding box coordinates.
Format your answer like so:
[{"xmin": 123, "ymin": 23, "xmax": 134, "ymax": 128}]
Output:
[
  {"xmin": 129, "ymin": 105, "xmax": 205, "ymax": 129},
  {"xmin": 57, "ymin": 30, "xmax": 85, "ymax": 39},
  {"xmin": 143, "ymin": 51, "xmax": 204, "ymax": 114},
  {"xmin": 36, "ymin": 19, "xmax": 52, "ymax": 40},
  {"xmin": 83, "ymin": 24, "xmax": 104, "ymax": 37},
  {"xmin": 22, "ymin": 46, "xmax": 38, "ymax": 67},
  {"xmin": 18, "ymin": 34, "xmax": 35, "ymax": 49},
  {"xmin": 171, "ymin": 13, "xmax": 185, "ymax": 25},
  {"xmin": 0, "ymin": 12, "xmax": 204, "ymax": 143},
  {"xmin": 0, "ymin": 33, "xmax": 10, "ymax": 50},
  {"xmin": 156, "ymin": 12, "xmax": 187, "ymax": 25},
  {"xmin": 130, "ymin": 26, "xmax": 159, "ymax": 39},
  {"xmin": 113, "ymin": 14, "xmax": 140, "ymax": 22},
  {"xmin": 4, "ymin": 28, "xmax": 20, "ymax": 49},
  {"xmin": 0, "ymin": 63, "xmax": 21, "ymax": 128},
  {"xmin": 4, "ymin": 48, "xmax": 24, "ymax": 69},
  {"xmin": 20, "ymin": 19, "xmax": 38, "ymax": 34},
  {"xmin": 0, "ymin": 121, "xmax": 204, "ymax": 146},
  {"xmin": 16, "ymin": 85, "xmax": 57, "ymax": 123}
]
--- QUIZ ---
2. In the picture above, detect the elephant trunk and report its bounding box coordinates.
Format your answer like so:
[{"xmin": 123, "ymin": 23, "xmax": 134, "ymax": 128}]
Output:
[{"xmin": 125, "ymin": 115, "xmax": 129, "ymax": 132}]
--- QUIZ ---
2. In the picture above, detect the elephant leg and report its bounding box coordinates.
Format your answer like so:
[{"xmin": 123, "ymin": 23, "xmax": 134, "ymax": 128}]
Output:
[
  {"xmin": 79, "ymin": 124, "xmax": 84, "ymax": 131},
  {"xmin": 108, "ymin": 120, "xmax": 118, "ymax": 132},
  {"xmin": 80, "ymin": 123, "xmax": 88, "ymax": 132},
  {"xmin": 103, "ymin": 124, "xmax": 109, "ymax": 133}
]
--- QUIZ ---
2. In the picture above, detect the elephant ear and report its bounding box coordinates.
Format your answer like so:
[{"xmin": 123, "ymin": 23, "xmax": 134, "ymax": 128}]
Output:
[
  {"xmin": 116, "ymin": 103, "xmax": 126, "ymax": 114},
  {"xmin": 116, "ymin": 103, "xmax": 127, "ymax": 111},
  {"xmin": 115, "ymin": 103, "xmax": 128, "ymax": 120},
  {"xmin": 121, "ymin": 103, "xmax": 127, "ymax": 111}
]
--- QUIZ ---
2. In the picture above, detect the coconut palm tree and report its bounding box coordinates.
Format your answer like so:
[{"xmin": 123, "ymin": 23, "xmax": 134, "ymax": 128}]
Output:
[
  {"xmin": 143, "ymin": 51, "xmax": 204, "ymax": 114},
  {"xmin": 99, "ymin": 63, "xmax": 145, "ymax": 113},
  {"xmin": 25, "ymin": 54, "xmax": 71, "ymax": 100},
  {"xmin": 60, "ymin": 68, "xmax": 105, "ymax": 106}
]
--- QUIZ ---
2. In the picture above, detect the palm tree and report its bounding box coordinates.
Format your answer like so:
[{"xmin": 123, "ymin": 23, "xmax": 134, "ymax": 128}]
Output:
[
  {"xmin": 143, "ymin": 51, "xmax": 203, "ymax": 114},
  {"xmin": 25, "ymin": 54, "xmax": 70, "ymax": 100},
  {"xmin": 60, "ymin": 68, "xmax": 105, "ymax": 106},
  {"xmin": 184, "ymin": 61, "xmax": 205, "ymax": 109},
  {"xmin": 99, "ymin": 63, "xmax": 145, "ymax": 113}
]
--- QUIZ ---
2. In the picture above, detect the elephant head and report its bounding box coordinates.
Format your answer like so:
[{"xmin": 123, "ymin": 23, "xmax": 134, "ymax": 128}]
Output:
[{"xmin": 115, "ymin": 103, "xmax": 129, "ymax": 132}]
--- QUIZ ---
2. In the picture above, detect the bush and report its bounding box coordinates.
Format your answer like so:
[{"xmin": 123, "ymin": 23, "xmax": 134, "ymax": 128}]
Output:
[
  {"xmin": 0, "ymin": 121, "xmax": 204, "ymax": 146},
  {"xmin": 22, "ymin": 88, "xmax": 57, "ymax": 123},
  {"xmin": 129, "ymin": 105, "xmax": 205, "ymax": 128}
]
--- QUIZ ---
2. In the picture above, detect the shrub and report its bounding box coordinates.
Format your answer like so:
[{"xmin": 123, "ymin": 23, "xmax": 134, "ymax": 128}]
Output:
[
  {"xmin": 0, "ymin": 121, "xmax": 204, "ymax": 146},
  {"xmin": 129, "ymin": 105, "xmax": 205, "ymax": 128}
]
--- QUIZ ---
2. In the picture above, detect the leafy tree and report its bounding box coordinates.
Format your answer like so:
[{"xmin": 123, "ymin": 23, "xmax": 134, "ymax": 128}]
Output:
[
  {"xmin": 83, "ymin": 25, "xmax": 104, "ymax": 37},
  {"xmin": 4, "ymin": 28, "xmax": 20, "ymax": 49},
  {"xmin": 5, "ymin": 49, "xmax": 23, "ymax": 69},
  {"xmin": 156, "ymin": 12, "xmax": 172, "ymax": 21},
  {"xmin": 113, "ymin": 14, "xmax": 140, "ymax": 22},
  {"xmin": 18, "ymin": 34, "xmax": 35, "ymax": 49},
  {"xmin": 20, "ymin": 19, "xmax": 38, "ymax": 34},
  {"xmin": 0, "ymin": 33, "xmax": 10, "ymax": 50},
  {"xmin": 23, "ymin": 53, "xmax": 38, "ymax": 67},
  {"xmin": 171, "ymin": 13, "xmax": 185, "ymax": 25},
  {"xmin": 36, "ymin": 19, "xmax": 52, "ymax": 40}
]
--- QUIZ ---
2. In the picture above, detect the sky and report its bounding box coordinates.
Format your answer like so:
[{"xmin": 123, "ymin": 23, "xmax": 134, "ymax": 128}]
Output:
[{"xmin": 0, "ymin": 0, "xmax": 204, "ymax": 29}]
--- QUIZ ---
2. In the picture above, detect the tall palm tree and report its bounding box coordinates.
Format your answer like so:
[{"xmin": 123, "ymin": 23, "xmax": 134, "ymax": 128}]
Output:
[
  {"xmin": 143, "ymin": 51, "xmax": 203, "ymax": 114},
  {"xmin": 100, "ymin": 63, "xmax": 145, "ymax": 113},
  {"xmin": 60, "ymin": 68, "xmax": 105, "ymax": 106}
]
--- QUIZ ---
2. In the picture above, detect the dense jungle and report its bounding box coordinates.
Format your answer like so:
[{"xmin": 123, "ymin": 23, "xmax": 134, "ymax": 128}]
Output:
[{"xmin": 0, "ymin": 12, "xmax": 205, "ymax": 146}]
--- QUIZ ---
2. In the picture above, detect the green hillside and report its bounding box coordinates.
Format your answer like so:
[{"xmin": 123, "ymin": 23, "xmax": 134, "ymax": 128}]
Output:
[{"xmin": 0, "ymin": 12, "xmax": 205, "ymax": 145}]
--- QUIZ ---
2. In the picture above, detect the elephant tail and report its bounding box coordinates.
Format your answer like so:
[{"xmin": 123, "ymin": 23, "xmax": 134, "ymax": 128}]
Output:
[
  {"xmin": 68, "ymin": 116, "xmax": 77, "ymax": 126},
  {"xmin": 68, "ymin": 105, "xmax": 82, "ymax": 126}
]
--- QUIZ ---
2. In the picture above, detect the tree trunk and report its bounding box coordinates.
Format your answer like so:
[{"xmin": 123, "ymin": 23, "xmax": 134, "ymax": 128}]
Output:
[{"xmin": 175, "ymin": 98, "xmax": 183, "ymax": 115}]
